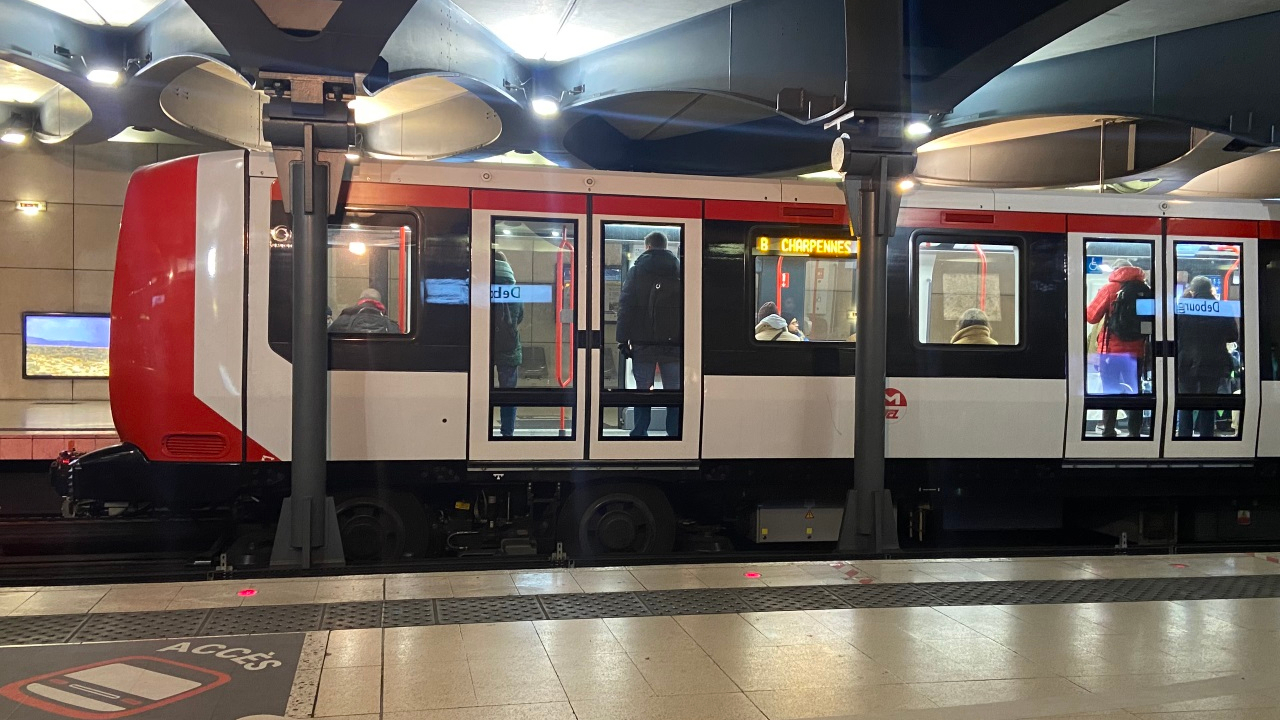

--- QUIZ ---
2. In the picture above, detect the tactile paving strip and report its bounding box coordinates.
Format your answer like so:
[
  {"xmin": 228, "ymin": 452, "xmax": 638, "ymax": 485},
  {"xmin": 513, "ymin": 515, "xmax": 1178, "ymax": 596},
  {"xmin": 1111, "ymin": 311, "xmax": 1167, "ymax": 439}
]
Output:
[
  {"xmin": 382, "ymin": 599, "xmax": 437, "ymax": 627},
  {"xmin": 827, "ymin": 583, "xmax": 941, "ymax": 608},
  {"xmin": 636, "ymin": 589, "xmax": 751, "ymax": 615},
  {"xmin": 435, "ymin": 596, "xmax": 544, "ymax": 625},
  {"xmin": 200, "ymin": 604, "xmax": 324, "ymax": 635},
  {"xmin": 321, "ymin": 602, "xmax": 386, "ymax": 630},
  {"xmin": 736, "ymin": 586, "xmax": 848, "ymax": 612},
  {"xmin": 0, "ymin": 614, "xmax": 88, "ymax": 646},
  {"xmin": 73, "ymin": 610, "xmax": 208, "ymax": 642},
  {"xmin": 539, "ymin": 592, "xmax": 651, "ymax": 619},
  {"xmin": 918, "ymin": 582, "xmax": 1038, "ymax": 606},
  {"xmin": 6, "ymin": 573, "xmax": 1280, "ymax": 644}
]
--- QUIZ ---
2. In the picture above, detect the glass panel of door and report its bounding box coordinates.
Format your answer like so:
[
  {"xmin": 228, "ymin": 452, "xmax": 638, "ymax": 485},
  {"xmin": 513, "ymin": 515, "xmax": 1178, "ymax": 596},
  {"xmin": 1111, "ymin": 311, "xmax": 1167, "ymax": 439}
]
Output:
[
  {"xmin": 1082, "ymin": 240, "xmax": 1158, "ymax": 441},
  {"xmin": 488, "ymin": 217, "xmax": 578, "ymax": 440},
  {"xmin": 1169, "ymin": 241, "xmax": 1245, "ymax": 441}
]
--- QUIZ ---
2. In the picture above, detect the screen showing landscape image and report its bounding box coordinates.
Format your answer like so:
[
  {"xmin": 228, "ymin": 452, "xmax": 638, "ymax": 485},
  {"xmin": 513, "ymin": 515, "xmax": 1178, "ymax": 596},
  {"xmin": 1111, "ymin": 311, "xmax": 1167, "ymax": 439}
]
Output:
[{"xmin": 24, "ymin": 314, "xmax": 110, "ymax": 378}]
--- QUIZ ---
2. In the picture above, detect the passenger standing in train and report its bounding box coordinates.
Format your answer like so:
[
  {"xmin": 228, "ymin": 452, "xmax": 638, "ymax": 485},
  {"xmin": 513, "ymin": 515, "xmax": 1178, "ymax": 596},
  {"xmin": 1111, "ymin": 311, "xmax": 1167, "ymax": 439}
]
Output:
[
  {"xmin": 1086, "ymin": 259, "xmax": 1153, "ymax": 437},
  {"xmin": 616, "ymin": 231, "xmax": 682, "ymax": 437},
  {"xmin": 754, "ymin": 302, "xmax": 802, "ymax": 341},
  {"xmin": 1175, "ymin": 276, "xmax": 1238, "ymax": 438},
  {"xmin": 950, "ymin": 308, "xmax": 999, "ymax": 345},
  {"xmin": 329, "ymin": 288, "xmax": 401, "ymax": 333},
  {"xmin": 492, "ymin": 251, "xmax": 523, "ymax": 438}
]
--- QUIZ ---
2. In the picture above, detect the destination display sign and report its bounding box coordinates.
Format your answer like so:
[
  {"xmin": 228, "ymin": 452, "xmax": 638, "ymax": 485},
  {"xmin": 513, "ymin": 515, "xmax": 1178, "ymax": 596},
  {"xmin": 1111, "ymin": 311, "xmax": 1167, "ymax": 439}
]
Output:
[
  {"xmin": 491, "ymin": 284, "xmax": 554, "ymax": 303},
  {"xmin": 1175, "ymin": 298, "xmax": 1241, "ymax": 318},
  {"xmin": 754, "ymin": 236, "xmax": 855, "ymax": 258}
]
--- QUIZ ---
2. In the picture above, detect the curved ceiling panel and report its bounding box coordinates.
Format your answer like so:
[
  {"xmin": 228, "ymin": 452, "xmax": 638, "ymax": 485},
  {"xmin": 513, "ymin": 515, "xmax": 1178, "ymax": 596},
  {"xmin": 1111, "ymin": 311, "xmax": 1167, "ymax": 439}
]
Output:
[
  {"xmin": 37, "ymin": 86, "xmax": 93, "ymax": 141},
  {"xmin": 160, "ymin": 60, "xmax": 268, "ymax": 150},
  {"xmin": 362, "ymin": 81, "xmax": 501, "ymax": 160}
]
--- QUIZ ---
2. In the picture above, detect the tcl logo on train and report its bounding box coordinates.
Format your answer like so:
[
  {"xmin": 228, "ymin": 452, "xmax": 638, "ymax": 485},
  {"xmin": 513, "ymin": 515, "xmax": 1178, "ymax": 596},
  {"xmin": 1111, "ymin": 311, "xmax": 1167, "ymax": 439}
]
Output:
[{"xmin": 885, "ymin": 388, "xmax": 907, "ymax": 423}]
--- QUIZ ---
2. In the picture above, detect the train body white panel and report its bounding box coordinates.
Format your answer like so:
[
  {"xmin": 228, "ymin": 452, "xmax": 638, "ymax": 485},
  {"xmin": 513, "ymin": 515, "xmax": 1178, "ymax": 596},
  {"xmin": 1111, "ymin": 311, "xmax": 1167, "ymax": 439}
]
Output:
[
  {"xmin": 885, "ymin": 378, "xmax": 1067, "ymax": 459},
  {"xmin": 327, "ymin": 371, "xmax": 468, "ymax": 461},
  {"xmin": 1257, "ymin": 382, "xmax": 1280, "ymax": 458},
  {"xmin": 701, "ymin": 375, "xmax": 855, "ymax": 459},
  {"xmin": 192, "ymin": 152, "xmax": 247, "ymax": 434}
]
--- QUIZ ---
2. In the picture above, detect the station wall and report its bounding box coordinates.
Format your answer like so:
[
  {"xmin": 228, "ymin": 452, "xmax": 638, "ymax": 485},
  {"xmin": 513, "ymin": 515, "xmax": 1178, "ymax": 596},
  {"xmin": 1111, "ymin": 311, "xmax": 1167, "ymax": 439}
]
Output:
[{"xmin": 0, "ymin": 141, "xmax": 217, "ymax": 404}]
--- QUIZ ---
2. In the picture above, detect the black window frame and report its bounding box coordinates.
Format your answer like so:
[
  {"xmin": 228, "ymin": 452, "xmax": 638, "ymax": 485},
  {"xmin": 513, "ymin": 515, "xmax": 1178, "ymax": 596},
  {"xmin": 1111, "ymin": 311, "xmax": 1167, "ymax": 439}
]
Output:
[{"xmin": 910, "ymin": 232, "xmax": 1028, "ymax": 352}]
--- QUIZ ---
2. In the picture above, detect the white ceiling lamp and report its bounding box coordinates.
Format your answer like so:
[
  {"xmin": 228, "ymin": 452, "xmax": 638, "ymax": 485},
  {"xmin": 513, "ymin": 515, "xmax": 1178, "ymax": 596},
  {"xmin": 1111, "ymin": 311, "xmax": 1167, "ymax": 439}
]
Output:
[
  {"xmin": 531, "ymin": 96, "xmax": 560, "ymax": 118},
  {"xmin": 1, "ymin": 113, "xmax": 31, "ymax": 144},
  {"xmin": 87, "ymin": 67, "xmax": 121, "ymax": 86},
  {"xmin": 904, "ymin": 121, "xmax": 932, "ymax": 139}
]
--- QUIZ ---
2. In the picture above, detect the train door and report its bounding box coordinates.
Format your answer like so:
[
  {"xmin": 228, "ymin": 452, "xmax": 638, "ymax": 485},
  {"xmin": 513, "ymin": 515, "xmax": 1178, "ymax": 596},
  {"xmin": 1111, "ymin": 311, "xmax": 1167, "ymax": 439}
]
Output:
[
  {"xmin": 1066, "ymin": 218, "xmax": 1259, "ymax": 459},
  {"xmin": 468, "ymin": 193, "xmax": 588, "ymax": 461},
  {"xmin": 1160, "ymin": 222, "xmax": 1258, "ymax": 459},
  {"xmin": 587, "ymin": 199, "xmax": 703, "ymax": 460},
  {"xmin": 1066, "ymin": 219, "xmax": 1167, "ymax": 459}
]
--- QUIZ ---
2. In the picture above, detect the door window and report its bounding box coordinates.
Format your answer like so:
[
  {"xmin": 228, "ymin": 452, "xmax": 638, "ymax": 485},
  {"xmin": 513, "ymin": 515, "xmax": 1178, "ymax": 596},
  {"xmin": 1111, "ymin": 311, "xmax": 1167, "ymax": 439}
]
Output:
[
  {"xmin": 601, "ymin": 223, "xmax": 684, "ymax": 439},
  {"xmin": 489, "ymin": 218, "xmax": 577, "ymax": 439},
  {"xmin": 1082, "ymin": 240, "xmax": 1156, "ymax": 440},
  {"xmin": 1171, "ymin": 242, "xmax": 1244, "ymax": 440}
]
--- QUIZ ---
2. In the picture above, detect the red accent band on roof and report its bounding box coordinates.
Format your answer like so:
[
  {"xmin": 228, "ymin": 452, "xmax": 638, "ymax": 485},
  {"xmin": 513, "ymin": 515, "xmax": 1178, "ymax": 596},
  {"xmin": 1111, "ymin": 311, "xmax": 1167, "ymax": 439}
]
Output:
[
  {"xmin": 705, "ymin": 200, "xmax": 848, "ymax": 226},
  {"xmin": 1067, "ymin": 215, "xmax": 1162, "ymax": 235},
  {"xmin": 899, "ymin": 208, "xmax": 1065, "ymax": 233},
  {"xmin": 473, "ymin": 189, "xmax": 587, "ymax": 214},
  {"xmin": 1167, "ymin": 218, "xmax": 1257, "ymax": 238},
  {"xmin": 592, "ymin": 195, "xmax": 702, "ymax": 219},
  {"xmin": 269, "ymin": 181, "xmax": 469, "ymax": 208}
]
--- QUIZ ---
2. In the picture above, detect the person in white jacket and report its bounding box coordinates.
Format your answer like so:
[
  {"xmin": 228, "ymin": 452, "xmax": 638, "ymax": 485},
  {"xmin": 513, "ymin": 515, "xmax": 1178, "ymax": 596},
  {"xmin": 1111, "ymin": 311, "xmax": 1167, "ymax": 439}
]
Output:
[{"xmin": 754, "ymin": 302, "xmax": 802, "ymax": 341}]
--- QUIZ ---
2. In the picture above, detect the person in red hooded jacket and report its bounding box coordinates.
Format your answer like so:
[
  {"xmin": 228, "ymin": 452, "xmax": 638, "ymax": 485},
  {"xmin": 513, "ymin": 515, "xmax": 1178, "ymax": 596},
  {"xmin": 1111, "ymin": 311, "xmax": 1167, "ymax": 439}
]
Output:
[{"xmin": 1086, "ymin": 259, "xmax": 1151, "ymax": 437}]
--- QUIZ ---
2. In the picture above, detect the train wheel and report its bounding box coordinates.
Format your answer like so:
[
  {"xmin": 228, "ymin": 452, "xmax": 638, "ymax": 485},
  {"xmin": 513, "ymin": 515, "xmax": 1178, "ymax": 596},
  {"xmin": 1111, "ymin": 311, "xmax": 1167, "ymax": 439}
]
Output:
[
  {"xmin": 335, "ymin": 491, "xmax": 427, "ymax": 564},
  {"xmin": 560, "ymin": 483, "xmax": 676, "ymax": 556}
]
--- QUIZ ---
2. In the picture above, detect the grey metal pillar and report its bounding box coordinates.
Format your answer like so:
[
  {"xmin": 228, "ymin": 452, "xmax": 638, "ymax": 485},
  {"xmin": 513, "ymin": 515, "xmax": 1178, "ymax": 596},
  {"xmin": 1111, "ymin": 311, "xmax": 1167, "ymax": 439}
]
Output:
[
  {"xmin": 265, "ymin": 74, "xmax": 354, "ymax": 568},
  {"xmin": 830, "ymin": 143, "xmax": 913, "ymax": 553}
]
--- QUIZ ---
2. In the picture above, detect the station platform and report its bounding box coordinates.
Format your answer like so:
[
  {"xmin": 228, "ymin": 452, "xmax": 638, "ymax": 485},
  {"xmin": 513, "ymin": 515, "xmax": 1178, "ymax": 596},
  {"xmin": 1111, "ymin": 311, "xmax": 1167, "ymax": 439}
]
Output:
[
  {"xmin": 1, "ymin": 553, "xmax": 1280, "ymax": 719},
  {"xmin": 0, "ymin": 401, "xmax": 117, "ymax": 461}
]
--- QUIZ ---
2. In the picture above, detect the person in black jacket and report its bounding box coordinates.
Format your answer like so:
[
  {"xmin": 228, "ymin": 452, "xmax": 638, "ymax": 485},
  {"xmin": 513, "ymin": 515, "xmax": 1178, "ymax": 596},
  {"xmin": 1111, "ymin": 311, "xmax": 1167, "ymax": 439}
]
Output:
[
  {"xmin": 329, "ymin": 288, "xmax": 400, "ymax": 334},
  {"xmin": 1175, "ymin": 275, "xmax": 1238, "ymax": 438},
  {"xmin": 616, "ymin": 231, "xmax": 681, "ymax": 437}
]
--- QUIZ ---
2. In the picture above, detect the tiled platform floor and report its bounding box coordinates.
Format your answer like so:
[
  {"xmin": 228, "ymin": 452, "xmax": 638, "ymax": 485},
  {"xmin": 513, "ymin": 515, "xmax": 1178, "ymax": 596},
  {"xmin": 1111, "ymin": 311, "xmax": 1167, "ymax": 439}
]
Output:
[{"xmin": 4, "ymin": 552, "xmax": 1280, "ymax": 719}]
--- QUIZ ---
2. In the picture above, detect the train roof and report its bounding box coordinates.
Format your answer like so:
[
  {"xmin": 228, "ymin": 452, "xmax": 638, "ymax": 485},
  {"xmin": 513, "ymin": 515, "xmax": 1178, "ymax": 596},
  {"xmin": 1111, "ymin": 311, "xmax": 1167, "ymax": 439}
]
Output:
[{"xmin": 241, "ymin": 150, "xmax": 1280, "ymax": 223}]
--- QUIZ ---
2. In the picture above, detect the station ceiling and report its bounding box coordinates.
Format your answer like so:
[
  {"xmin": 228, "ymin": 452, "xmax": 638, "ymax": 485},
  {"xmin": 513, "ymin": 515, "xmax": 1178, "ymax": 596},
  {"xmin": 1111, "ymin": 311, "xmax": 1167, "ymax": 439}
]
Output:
[{"xmin": 2, "ymin": 0, "xmax": 1279, "ymax": 193}]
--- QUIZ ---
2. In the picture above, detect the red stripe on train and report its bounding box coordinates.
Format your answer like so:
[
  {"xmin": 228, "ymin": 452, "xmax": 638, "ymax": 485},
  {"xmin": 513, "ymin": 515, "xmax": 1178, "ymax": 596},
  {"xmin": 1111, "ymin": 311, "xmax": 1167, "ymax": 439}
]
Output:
[{"xmin": 270, "ymin": 181, "xmax": 469, "ymax": 208}]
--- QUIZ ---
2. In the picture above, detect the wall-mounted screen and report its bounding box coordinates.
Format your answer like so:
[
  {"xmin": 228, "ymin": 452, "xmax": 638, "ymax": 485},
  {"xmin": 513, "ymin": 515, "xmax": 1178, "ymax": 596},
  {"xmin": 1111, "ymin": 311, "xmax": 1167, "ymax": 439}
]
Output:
[{"xmin": 23, "ymin": 313, "xmax": 110, "ymax": 379}]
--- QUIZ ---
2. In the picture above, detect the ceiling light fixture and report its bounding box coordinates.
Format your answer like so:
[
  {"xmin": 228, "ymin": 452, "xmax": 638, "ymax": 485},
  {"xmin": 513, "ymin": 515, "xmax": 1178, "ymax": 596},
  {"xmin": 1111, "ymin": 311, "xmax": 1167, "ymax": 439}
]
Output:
[
  {"xmin": 904, "ymin": 121, "xmax": 932, "ymax": 139},
  {"xmin": 1, "ymin": 113, "xmax": 30, "ymax": 145},
  {"xmin": 531, "ymin": 96, "xmax": 560, "ymax": 118},
  {"xmin": 348, "ymin": 241, "xmax": 367, "ymax": 256},
  {"xmin": 87, "ymin": 68, "xmax": 121, "ymax": 86},
  {"xmin": 896, "ymin": 178, "xmax": 917, "ymax": 193}
]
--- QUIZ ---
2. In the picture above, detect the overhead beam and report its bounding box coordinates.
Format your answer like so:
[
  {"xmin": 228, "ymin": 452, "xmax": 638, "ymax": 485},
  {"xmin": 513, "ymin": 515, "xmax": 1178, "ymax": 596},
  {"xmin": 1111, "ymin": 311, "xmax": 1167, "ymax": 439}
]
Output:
[{"xmin": 948, "ymin": 10, "xmax": 1280, "ymax": 147}]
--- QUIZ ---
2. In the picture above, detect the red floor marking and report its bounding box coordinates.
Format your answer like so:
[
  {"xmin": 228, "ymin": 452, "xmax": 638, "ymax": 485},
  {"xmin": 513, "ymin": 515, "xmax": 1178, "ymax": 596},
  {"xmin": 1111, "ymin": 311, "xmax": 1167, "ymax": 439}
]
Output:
[
  {"xmin": 1170, "ymin": 563, "xmax": 1188, "ymax": 569},
  {"xmin": 858, "ymin": 578, "xmax": 874, "ymax": 584}
]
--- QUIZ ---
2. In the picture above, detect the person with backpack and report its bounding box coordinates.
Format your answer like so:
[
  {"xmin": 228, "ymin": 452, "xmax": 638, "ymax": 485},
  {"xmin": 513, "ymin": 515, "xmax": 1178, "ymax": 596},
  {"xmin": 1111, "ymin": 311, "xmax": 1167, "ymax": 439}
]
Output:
[
  {"xmin": 616, "ymin": 231, "xmax": 682, "ymax": 437},
  {"xmin": 1174, "ymin": 275, "xmax": 1238, "ymax": 438},
  {"xmin": 329, "ymin": 288, "xmax": 401, "ymax": 334},
  {"xmin": 492, "ymin": 251, "xmax": 524, "ymax": 438},
  {"xmin": 1086, "ymin": 259, "xmax": 1153, "ymax": 437}
]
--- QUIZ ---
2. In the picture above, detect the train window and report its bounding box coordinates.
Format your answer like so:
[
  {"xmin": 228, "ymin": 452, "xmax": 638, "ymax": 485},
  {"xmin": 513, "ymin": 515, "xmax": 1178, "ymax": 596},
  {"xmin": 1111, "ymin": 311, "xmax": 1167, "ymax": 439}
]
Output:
[
  {"xmin": 1082, "ymin": 240, "xmax": 1155, "ymax": 440},
  {"xmin": 1172, "ymin": 242, "xmax": 1244, "ymax": 440},
  {"xmin": 916, "ymin": 240, "xmax": 1020, "ymax": 346},
  {"xmin": 751, "ymin": 234, "xmax": 857, "ymax": 343},
  {"xmin": 602, "ymin": 222, "xmax": 685, "ymax": 439},
  {"xmin": 325, "ymin": 218, "xmax": 413, "ymax": 335},
  {"xmin": 490, "ymin": 218, "xmax": 577, "ymax": 440}
]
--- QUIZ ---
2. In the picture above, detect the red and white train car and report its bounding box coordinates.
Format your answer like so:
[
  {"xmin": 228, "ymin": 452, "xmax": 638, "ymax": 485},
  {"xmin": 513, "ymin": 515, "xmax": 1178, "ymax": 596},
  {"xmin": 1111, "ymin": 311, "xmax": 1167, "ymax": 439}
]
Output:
[{"xmin": 54, "ymin": 150, "xmax": 1280, "ymax": 560}]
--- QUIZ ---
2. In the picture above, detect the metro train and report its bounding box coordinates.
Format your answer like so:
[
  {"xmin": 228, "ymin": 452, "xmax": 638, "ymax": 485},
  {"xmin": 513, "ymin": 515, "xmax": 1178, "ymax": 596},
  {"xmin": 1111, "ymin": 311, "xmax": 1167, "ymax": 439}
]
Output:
[{"xmin": 52, "ymin": 150, "xmax": 1280, "ymax": 562}]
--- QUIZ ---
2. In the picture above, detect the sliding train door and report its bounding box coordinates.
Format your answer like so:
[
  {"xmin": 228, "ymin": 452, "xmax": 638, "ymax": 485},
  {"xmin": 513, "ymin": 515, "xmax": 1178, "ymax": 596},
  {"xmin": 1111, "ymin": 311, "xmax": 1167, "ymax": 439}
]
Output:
[
  {"xmin": 468, "ymin": 193, "xmax": 588, "ymax": 461},
  {"xmin": 1160, "ymin": 222, "xmax": 1258, "ymax": 459},
  {"xmin": 1066, "ymin": 216, "xmax": 1259, "ymax": 460},
  {"xmin": 587, "ymin": 199, "xmax": 703, "ymax": 460}
]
